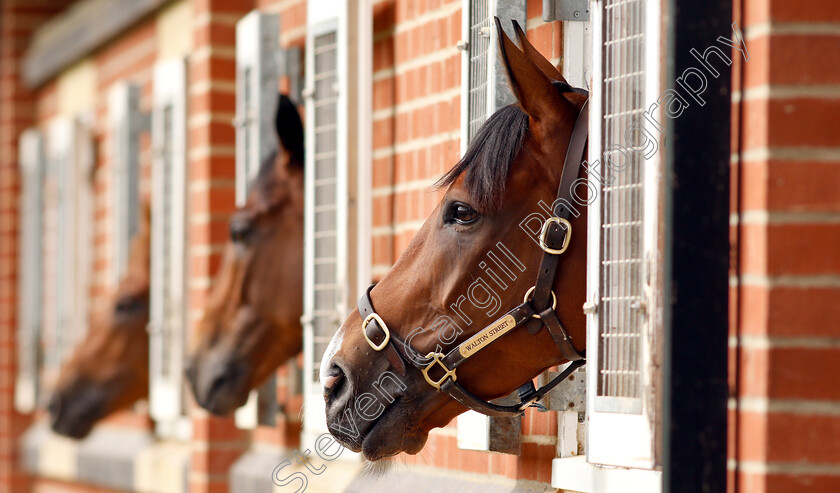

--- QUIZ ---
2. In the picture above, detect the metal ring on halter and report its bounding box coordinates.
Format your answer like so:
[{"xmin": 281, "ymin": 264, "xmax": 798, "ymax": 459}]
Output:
[
  {"xmin": 523, "ymin": 286, "xmax": 557, "ymax": 319},
  {"xmin": 362, "ymin": 313, "xmax": 390, "ymax": 351},
  {"xmin": 539, "ymin": 217, "xmax": 572, "ymax": 255},
  {"xmin": 421, "ymin": 352, "xmax": 457, "ymax": 390}
]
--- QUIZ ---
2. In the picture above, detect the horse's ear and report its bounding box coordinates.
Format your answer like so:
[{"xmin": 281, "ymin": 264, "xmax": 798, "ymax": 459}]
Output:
[
  {"xmin": 139, "ymin": 200, "xmax": 151, "ymax": 236},
  {"xmin": 495, "ymin": 18, "xmax": 576, "ymax": 134},
  {"xmin": 511, "ymin": 20, "xmax": 567, "ymax": 84},
  {"xmin": 275, "ymin": 94, "xmax": 304, "ymax": 168},
  {"xmin": 126, "ymin": 200, "xmax": 152, "ymax": 278}
]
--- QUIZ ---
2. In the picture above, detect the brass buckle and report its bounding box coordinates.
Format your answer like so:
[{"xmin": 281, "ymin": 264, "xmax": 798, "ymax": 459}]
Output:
[
  {"xmin": 539, "ymin": 217, "xmax": 572, "ymax": 255},
  {"xmin": 362, "ymin": 313, "xmax": 390, "ymax": 351},
  {"xmin": 518, "ymin": 394, "xmax": 540, "ymax": 411},
  {"xmin": 422, "ymin": 352, "xmax": 457, "ymax": 390},
  {"xmin": 523, "ymin": 286, "xmax": 557, "ymax": 319}
]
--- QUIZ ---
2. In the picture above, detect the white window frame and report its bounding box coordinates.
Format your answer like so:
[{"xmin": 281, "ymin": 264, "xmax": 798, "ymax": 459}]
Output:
[
  {"xmin": 234, "ymin": 10, "xmax": 281, "ymax": 207},
  {"xmin": 233, "ymin": 9, "xmax": 282, "ymax": 430},
  {"xmin": 562, "ymin": 16, "xmax": 592, "ymax": 90},
  {"xmin": 585, "ymin": 0, "xmax": 662, "ymax": 472},
  {"xmin": 109, "ymin": 82, "xmax": 145, "ymax": 286},
  {"xmin": 149, "ymin": 58, "xmax": 190, "ymax": 439},
  {"xmin": 301, "ymin": 0, "xmax": 371, "ymax": 452},
  {"xmin": 15, "ymin": 129, "xmax": 45, "ymax": 414},
  {"xmin": 543, "ymin": 14, "xmax": 594, "ymax": 464},
  {"xmin": 552, "ymin": 2, "xmax": 664, "ymax": 489},
  {"xmin": 45, "ymin": 116, "xmax": 94, "ymax": 375},
  {"xmin": 455, "ymin": 0, "xmax": 526, "ymax": 454}
]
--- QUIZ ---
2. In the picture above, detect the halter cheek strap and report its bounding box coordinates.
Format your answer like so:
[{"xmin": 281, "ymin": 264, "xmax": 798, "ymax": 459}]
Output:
[
  {"xmin": 358, "ymin": 94, "xmax": 590, "ymax": 418},
  {"xmin": 358, "ymin": 294, "xmax": 406, "ymax": 376}
]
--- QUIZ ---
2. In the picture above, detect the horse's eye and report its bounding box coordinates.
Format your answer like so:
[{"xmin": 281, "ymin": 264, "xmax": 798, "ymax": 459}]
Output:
[
  {"xmin": 115, "ymin": 296, "xmax": 142, "ymax": 313},
  {"xmin": 449, "ymin": 202, "xmax": 479, "ymax": 225},
  {"xmin": 229, "ymin": 219, "xmax": 253, "ymax": 244}
]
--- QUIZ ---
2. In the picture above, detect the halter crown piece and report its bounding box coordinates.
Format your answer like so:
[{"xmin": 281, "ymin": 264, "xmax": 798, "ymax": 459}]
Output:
[{"xmin": 358, "ymin": 88, "xmax": 590, "ymax": 417}]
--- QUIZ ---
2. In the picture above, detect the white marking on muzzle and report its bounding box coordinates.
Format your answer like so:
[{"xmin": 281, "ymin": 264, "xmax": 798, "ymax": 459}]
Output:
[{"xmin": 319, "ymin": 328, "xmax": 344, "ymax": 392}]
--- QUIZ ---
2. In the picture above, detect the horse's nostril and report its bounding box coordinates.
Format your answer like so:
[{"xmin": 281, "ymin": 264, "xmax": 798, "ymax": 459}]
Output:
[
  {"xmin": 184, "ymin": 358, "xmax": 196, "ymax": 382},
  {"xmin": 323, "ymin": 374, "xmax": 340, "ymax": 390},
  {"xmin": 322, "ymin": 364, "xmax": 345, "ymax": 398},
  {"xmin": 208, "ymin": 371, "xmax": 231, "ymax": 397},
  {"xmin": 48, "ymin": 393, "xmax": 61, "ymax": 422}
]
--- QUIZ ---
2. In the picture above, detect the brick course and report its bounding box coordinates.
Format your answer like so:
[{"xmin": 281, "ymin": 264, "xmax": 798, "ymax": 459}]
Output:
[{"xmin": 0, "ymin": 2, "xmax": 63, "ymax": 492}]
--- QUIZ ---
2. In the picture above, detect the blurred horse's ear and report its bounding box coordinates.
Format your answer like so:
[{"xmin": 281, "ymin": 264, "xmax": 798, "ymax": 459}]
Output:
[
  {"xmin": 495, "ymin": 18, "xmax": 576, "ymax": 135},
  {"xmin": 275, "ymin": 94, "xmax": 304, "ymax": 167},
  {"xmin": 139, "ymin": 200, "xmax": 151, "ymax": 235},
  {"xmin": 511, "ymin": 20, "xmax": 567, "ymax": 83}
]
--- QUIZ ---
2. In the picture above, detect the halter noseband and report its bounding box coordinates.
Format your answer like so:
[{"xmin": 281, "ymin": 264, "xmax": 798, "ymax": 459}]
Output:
[{"xmin": 357, "ymin": 92, "xmax": 590, "ymax": 418}]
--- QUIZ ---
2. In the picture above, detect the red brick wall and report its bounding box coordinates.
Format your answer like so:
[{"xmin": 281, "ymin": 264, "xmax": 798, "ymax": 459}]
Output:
[
  {"xmin": 32, "ymin": 480, "xmax": 123, "ymax": 493},
  {"xmin": 730, "ymin": 0, "xmax": 840, "ymax": 492},
  {"xmin": 0, "ymin": 2, "xmax": 64, "ymax": 492},
  {"xmin": 187, "ymin": 1, "xmax": 255, "ymax": 491}
]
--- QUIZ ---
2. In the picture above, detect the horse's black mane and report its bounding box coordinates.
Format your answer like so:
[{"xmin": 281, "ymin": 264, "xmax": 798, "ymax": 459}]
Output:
[
  {"xmin": 436, "ymin": 104, "xmax": 529, "ymax": 212},
  {"xmin": 275, "ymin": 94, "xmax": 304, "ymax": 167}
]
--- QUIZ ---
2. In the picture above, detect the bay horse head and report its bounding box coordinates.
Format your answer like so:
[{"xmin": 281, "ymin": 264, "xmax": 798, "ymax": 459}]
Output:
[
  {"xmin": 49, "ymin": 205, "xmax": 151, "ymax": 439},
  {"xmin": 185, "ymin": 95, "xmax": 304, "ymax": 415},
  {"xmin": 320, "ymin": 20, "xmax": 589, "ymax": 460}
]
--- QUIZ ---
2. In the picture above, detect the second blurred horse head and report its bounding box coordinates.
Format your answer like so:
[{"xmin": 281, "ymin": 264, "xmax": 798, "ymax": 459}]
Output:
[
  {"xmin": 186, "ymin": 95, "xmax": 305, "ymax": 415},
  {"xmin": 49, "ymin": 205, "xmax": 151, "ymax": 439}
]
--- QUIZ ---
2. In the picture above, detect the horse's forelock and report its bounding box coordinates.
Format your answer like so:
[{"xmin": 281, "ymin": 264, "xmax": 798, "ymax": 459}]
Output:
[
  {"xmin": 436, "ymin": 81, "xmax": 583, "ymax": 212},
  {"xmin": 435, "ymin": 104, "xmax": 529, "ymax": 212}
]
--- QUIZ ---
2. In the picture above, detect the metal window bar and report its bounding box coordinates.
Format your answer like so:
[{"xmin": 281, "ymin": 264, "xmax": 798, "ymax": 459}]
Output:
[
  {"xmin": 242, "ymin": 66, "xmax": 253, "ymax": 196},
  {"xmin": 161, "ymin": 104, "xmax": 174, "ymax": 378},
  {"xmin": 15, "ymin": 130, "xmax": 44, "ymax": 413},
  {"xmin": 111, "ymin": 84, "xmax": 142, "ymax": 284},
  {"xmin": 596, "ymin": 0, "xmax": 645, "ymax": 413},
  {"xmin": 53, "ymin": 150, "xmax": 70, "ymax": 373},
  {"xmin": 311, "ymin": 31, "xmax": 340, "ymax": 375}
]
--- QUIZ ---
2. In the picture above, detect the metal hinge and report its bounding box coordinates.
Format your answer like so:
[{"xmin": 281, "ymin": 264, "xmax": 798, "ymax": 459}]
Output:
[
  {"xmin": 545, "ymin": 366, "xmax": 586, "ymax": 411},
  {"xmin": 543, "ymin": 0, "xmax": 590, "ymax": 22}
]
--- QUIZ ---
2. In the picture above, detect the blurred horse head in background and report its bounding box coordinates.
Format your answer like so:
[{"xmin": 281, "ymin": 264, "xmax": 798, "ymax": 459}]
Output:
[
  {"xmin": 49, "ymin": 205, "xmax": 151, "ymax": 439},
  {"xmin": 186, "ymin": 95, "xmax": 305, "ymax": 415}
]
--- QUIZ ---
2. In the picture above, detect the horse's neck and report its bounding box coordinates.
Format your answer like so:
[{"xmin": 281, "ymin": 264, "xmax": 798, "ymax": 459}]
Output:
[{"xmin": 277, "ymin": 162, "xmax": 305, "ymax": 215}]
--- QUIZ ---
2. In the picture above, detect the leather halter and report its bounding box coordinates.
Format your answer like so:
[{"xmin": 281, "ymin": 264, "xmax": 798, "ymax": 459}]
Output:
[{"xmin": 358, "ymin": 90, "xmax": 589, "ymax": 417}]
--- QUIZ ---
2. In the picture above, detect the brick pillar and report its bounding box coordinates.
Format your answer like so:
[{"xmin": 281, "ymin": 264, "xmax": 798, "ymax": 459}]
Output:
[
  {"xmin": 0, "ymin": 2, "xmax": 60, "ymax": 492},
  {"xmin": 731, "ymin": 1, "xmax": 840, "ymax": 492},
  {"xmin": 188, "ymin": 1, "xmax": 255, "ymax": 492}
]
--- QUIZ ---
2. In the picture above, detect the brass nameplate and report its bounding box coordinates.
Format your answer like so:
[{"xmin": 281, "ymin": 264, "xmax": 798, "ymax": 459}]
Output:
[{"xmin": 458, "ymin": 314, "xmax": 516, "ymax": 358}]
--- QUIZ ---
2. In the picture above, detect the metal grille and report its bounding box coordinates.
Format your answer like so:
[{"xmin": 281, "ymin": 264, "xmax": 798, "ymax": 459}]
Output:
[
  {"xmin": 311, "ymin": 31, "xmax": 339, "ymax": 376},
  {"xmin": 114, "ymin": 118, "xmax": 128, "ymax": 269},
  {"xmin": 161, "ymin": 105, "xmax": 174, "ymax": 377},
  {"xmin": 596, "ymin": 0, "xmax": 645, "ymax": 411},
  {"xmin": 467, "ymin": 0, "xmax": 490, "ymax": 142}
]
